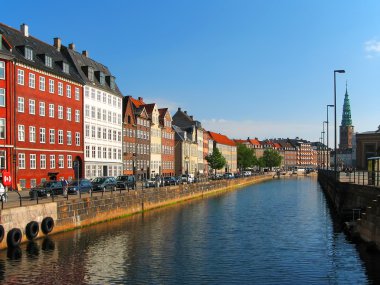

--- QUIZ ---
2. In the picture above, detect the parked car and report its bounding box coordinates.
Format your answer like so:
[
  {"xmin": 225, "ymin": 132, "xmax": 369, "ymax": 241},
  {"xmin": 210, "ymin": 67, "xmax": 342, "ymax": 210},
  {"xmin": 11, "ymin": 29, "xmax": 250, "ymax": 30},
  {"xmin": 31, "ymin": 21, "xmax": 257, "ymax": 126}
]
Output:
[
  {"xmin": 181, "ymin": 174, "xmax": 194, "ymax": 183},
  {"xmin": 224, "ymin": 172, "xmax": 234, "ymax": 179},
  {"xmin": 29, "ymin": 180, "xmax": 64, "ymax": 198},
  {"xmin": 163, "ymin": 176, "xmax": 178, "ymax": 186},
  {"xmin": 67, "ymin": 179, "xmax": 93, "ymax": 195},
  {"xmin": 91, "ymin": 177, "xmax": 117, "ymax": 192},
  {"xmin": 144, "ymin": 178, "xmax": 156, "ymax": 188},
  {"xmin": 116, "ymin": 175, "xmax": 136, "ymax": 190}
]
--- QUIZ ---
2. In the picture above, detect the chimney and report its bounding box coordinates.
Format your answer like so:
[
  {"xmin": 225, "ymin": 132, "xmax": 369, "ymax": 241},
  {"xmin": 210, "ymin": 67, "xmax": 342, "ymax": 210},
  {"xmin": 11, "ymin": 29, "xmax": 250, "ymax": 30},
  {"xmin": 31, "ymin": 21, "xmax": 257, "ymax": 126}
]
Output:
[
  {"xmin": 68, "ymin": 43, "xmax": 75, "ymax": 50},
  {"xmin": 178, "ymin": 107, "xmax": 181, "ymax": 112},
  {"xmin": 54, "ymin": 37, "xmax": 61, "ymax": 51},
  {"xmin": 82, "ymin": 50, "xmax": 89, "ymax": 57},
  {"xmin": 138, "ymin": 97, "xmax": 143, "ymax": 102},
  {"xmin": 190, "ymin": 116, "xmax": 193, "ymax": 120},
  {"xmin": 184, "ymin": 111, "xmax": 187, "ymax": 114},
  {"xmin": 20, "ymin": 23, "xmax": 29, "ymax": 37}
]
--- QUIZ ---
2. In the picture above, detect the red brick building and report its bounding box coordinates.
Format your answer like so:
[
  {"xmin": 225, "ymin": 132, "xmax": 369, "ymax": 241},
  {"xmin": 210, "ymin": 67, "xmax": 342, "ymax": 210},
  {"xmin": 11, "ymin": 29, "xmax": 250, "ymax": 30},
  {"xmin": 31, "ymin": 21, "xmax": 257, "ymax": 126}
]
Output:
[
  {"xmin": 0, "ymin": 23, "xmax": 84, "ymax": 188},
  {"xmin": 159, "ymin": 108, "xmax": 175, "ymax": 177}
]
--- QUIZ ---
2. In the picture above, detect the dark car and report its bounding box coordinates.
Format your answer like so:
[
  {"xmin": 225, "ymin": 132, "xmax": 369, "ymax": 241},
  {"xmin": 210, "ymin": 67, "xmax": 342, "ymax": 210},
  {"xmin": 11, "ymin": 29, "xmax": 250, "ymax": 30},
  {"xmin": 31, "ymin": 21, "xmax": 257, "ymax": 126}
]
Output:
[
  {"xmin": 116, "ymin": 175, "xmax": 136, "ymax": 190},
  {"xmin": 91, "ymin": 176, "xmax": 117, "ymax": 192},
  {"xmin": 67, "ymin": 179, "xmax": 93, "ymax": 195},
  {"xmin": 29, "ymin": 180, "xmax": 64, "ymax": 198},
  {"xmin": 163, "ymin": 176, "xmax": 178, "ymax": 186}
]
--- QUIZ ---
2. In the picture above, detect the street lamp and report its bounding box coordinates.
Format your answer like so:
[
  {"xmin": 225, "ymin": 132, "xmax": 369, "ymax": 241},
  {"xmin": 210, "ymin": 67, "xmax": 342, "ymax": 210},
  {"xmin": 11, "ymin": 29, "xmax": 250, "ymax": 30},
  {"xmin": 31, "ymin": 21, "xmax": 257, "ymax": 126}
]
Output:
[
  {"xmin": 322, "ymin": 121, "xmax": 327, "ymax": 169},
  {"xmin": 334, "ymin": 69, "xmax": 345, "ymax": 179},
  {"xmin": 184, "ymin": 155, "xmax": 189, "ymax": 183},
  {"xmin": 326, "ymin": 104, "xmax": 334, "ymax": 170}
]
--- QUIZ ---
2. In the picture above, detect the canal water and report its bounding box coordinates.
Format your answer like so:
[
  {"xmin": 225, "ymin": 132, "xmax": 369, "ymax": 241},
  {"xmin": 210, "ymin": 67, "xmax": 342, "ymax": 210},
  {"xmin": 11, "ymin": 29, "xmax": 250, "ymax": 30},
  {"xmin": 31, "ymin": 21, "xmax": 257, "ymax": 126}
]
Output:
[{"xmin": 1, "ymin": 177, "xmax": 380, "ymax": 284}]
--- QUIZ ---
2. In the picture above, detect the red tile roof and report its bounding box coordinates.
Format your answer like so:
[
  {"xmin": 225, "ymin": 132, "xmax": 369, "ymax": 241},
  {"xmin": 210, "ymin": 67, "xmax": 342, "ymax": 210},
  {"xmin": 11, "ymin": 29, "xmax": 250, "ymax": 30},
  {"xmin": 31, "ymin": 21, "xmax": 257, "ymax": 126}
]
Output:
[
  {"xmin": 130, "ymin": 97, "xmax": 145, "ymax": 108},
  {"xmin": 234, "ymin": 139, "xmax": 248, "ymax": 144},
  {"xmin": 248, "ymin": 138, "xmax": 261, "ymax": 146},
  {"xmin": 208, "ymin": 131, "xmax": 236, "ymax": 146}
]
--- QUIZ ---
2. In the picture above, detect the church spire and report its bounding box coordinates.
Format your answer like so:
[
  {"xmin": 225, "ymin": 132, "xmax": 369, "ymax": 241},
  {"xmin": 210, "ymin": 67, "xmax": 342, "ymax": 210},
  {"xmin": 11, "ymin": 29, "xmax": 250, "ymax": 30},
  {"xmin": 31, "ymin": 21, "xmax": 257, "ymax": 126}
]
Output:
[{"xmin": 341, "ymin": 82, "xmax": 352, "ymax": 126}]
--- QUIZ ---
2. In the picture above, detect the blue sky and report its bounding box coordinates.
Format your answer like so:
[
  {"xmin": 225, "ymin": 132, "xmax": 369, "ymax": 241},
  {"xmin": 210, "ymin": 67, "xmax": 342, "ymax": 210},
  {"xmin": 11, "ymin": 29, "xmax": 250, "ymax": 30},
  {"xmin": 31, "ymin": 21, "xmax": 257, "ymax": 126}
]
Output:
[{"xmin": 3, "ymin": 0, "xmax": 380, "ymax": 145}]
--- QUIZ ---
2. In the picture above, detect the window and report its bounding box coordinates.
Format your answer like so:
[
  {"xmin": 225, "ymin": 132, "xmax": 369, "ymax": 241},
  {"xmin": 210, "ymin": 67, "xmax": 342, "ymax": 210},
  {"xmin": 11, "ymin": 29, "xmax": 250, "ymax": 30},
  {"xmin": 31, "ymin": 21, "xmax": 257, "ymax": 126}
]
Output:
[
  {"xmin": 30, "ymin": 154, "xmax": 36, "ymax": 169},
  {"xmin": 92, "ymin": 146, "xmax": 96, "ymax": 158},
  {"xmin": 25, "ymin": 47, "xmax": 33, "ymax": 60},
  {"xmin": 75, "ymin": 87, "xmax": 80, "ymax": 101},
  {"xmin": 39, "ymin": 128, "xmax": 46, "ymax": 143},
  {"xmin": 97, "ymin": 108, "xmax": 101, "ymax": 120},
  {"xmin": 29, "ymin": 99, "xmax": 35, "ymax": 115},
  {"xmin": 97, "ymin": 90, "xmax": 101, "ymax": 101},
  {"xmin": 39, "ymin": 102, "xmax": 45, "ymax": 116},
  {"xmin": 63, "ymin": 62, "xmax": 69, "ymax": 74},
  {"xmin": 45, "ymin": 55, "xmax": 52, "ymax": 68},
  {"xmin": 67, "ymin": 131, "xmax": 72, "ymax": 145},
  {"xmin": 112, "ymin": 113, "xmax": 116, "ymax": 124},
  {"xmin": 88, "ymin": 67, "xmax": 94, "ymax": 81},
  {"xmin": 85, "ymin": 86, "xmax": 89, "ymax": 98},
  {"xmin": 18, "ymin": 125, "xmax": 25, "ymax": 141},
  {"xmin": 85, "ymin": 146, "xmax": 90, "ymax": 158},
  {"xmin": 91, "ymin": 88, "xmax": 95, "ymax": 99},
  {"xmin": 75, "ymin": 110, "xmax": 80, "ymax": 122},
  {"xmin": 85, "ymin": 124, "xmax": 90, "ymax": 137},
  {"xmin": 58, "ymin": 130, "xmax": 63, "ymax": 144},
  {"xmin": 49, "ymin": 104, "xmax": 54, "ymax": 118},
  {"xmin": 66, "ymin": 107, "xmax": 71, "ymax": 121},
  {"xmin": 108, "ymin": 111, "xmax": 111, "ymax": 122},
  {"xmin": 39, "ymin": 76, "xmax": 45, "ymax": 91},
  {"xmin": 58, "ymin": 105, "xmax": 63, "ymax": 119},
  {"xmin": 49, "ymin": 129, "xmax": 55, "ymax": 144},
  {"xmin": 103, "ymin": 147, "xmax": 107, "ymax": 159},
  {"xmin": 58, "ymin": 82, "xmax": 63, "ymax": 96},
  {"xmin": 0, "ymin": 88, "xmax": 4, "ymax": 107},
  {"xmin": 0, "ymin": 119, "xmax": 5, "ymax": 139},
  {"xmin": 50, "ymin": 155, "xmax": 55, "ymax": 169},
  {"xmin": 99, "ymin": 72, "xmax": 105, "ymax": 85},
  {"xmin": 17, "ymin": 97, "xmax": 24, "ymax": 113},
  {"xmin": 66, "ymin": 85, "xmax": 71, "ymax": 98},
  {"xmin": 18, "ymin": 69, "xmax": 24, "ymax": 85},
  {"xmin": 91, "ymin": 126, "xmax": 95, "ymax": 138},
  {"xmin": 85, "ymin": 105, "xmax": 90, "ymax": 117},
  {"xmin": 91, "ymin": 106, "xmax": 95, "ymax": 118},
  {"xmin": 40, "ymin": 154, "xmax": 46, "ymax": 169},
  {"xmin": 75, "ymin": 132, "xmax": 80, "ymax": 146},
  {"xmin": 110, "ymin": 77, "xmax": 115, "ymax": 90},
  {"xmin": 102, "ymin": 109, "xmax": 107, "ymax": 121},
  {"xmin": 58, "ymin": 155, "xmax": 64, "ymax": 168},
  {"xmin": 29, "ymin": 73, "xmax": 35, "ymax": 88},
  {"xmin": 29, "ymin": 126, "xmax": 36, "ymax": 142},
  {"xmin": 103, "ymin": 128, "xmax": 107, "ymax": 140},
  {"xmin": 49, "ymin": 79, "xmax": 54, "ymax": 93},
  {"xmin": 0, "ymin": 61, "xmax": 4, "ymax": 79},
  {"xmin": 67, "ymin": 155, "xmax": 72, "ymax": 168},
  {"xmin": 18, "ymin": 153, "xmax": 25, "ymax": 169},
  {"xmin": 97, "ymin": 127, "xmax": 102, "ymax": 139}
]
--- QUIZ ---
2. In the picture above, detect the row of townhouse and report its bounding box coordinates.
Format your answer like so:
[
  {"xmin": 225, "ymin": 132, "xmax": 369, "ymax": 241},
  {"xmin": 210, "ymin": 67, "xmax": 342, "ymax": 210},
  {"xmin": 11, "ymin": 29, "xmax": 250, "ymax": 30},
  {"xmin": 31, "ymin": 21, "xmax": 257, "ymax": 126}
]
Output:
[
  {"xmin": 234, "ymin": 137, "xmax": 319, "ymax": 169},
  {"xmin": 0, "ymin": 23, "xmax": 238, "ymax": 189}
]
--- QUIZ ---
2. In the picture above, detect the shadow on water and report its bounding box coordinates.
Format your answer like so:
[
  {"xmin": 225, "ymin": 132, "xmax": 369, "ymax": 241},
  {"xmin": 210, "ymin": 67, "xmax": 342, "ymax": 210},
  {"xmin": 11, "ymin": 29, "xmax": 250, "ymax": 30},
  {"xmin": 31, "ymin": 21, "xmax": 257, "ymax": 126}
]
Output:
[
  {"xmin": 26, "ymin": 241, "xmax": 40, "ymax": 257},
  {"xmin": 7, "ymin": 246, "xmax": 22, "ymax": 260},
  {"xmin": 321, "ymin": 183, "xmax": 380, "ymax": 284},
  {"xmin": 41, "ymin": 237, "xmax": 55, "ymax": 251}
]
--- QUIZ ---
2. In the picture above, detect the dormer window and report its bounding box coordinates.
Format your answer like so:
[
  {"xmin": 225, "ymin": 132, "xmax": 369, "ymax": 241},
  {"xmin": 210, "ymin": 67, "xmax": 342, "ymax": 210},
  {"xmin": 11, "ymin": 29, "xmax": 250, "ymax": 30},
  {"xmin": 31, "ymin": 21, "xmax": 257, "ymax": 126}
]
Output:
[
  {"xmin": 99, "ymin": 72, "xmax": 105, "ymax": 86},
  {"xmin": 110, "ymin": 76, "xmax": 115, "ymax": 90},
  {"xmin": 45, "ymin": 55, "xmax": 52, "ymax": 68},
  {"xmin": 63, "ymin": 62, "xmax": 69, "ymax": 74},
  {"xmin": 88, "ymin": 67, "xmax": 94, "ymax": 82},
  {"xmin": 25, "ymin": 47, "xmax": 33, "ymax": 60}
]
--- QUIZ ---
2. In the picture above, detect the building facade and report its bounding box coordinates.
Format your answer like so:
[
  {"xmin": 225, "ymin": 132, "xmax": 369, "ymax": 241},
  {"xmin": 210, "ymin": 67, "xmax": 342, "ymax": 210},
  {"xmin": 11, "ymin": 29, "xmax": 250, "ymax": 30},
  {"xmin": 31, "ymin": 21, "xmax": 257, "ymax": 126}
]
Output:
[
  {"xmin": 208, "ymin": 131, "xmax": 237, "ymax": 173},
  {"xmin": 0, "ymin": 23, "xmax": 85, "ymax": 189},
  {"xmin": 159, "ymin": 108, "xmax": 175, "ymax": 177}
]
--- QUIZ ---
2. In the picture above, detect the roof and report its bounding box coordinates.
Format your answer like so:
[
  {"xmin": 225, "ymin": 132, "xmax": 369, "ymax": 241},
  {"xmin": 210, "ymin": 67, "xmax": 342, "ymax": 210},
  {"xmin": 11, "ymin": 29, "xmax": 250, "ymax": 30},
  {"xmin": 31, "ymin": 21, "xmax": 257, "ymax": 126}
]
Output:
[
  {"xmin": 130, "ymin": 97, "xmax": 145, "ymax": 108},
  {"xmin": 234, "ymin": 139, "xmax": 248, "ymax": 144},
  {"xmin": 0, "ymin": 23, "xmax": 83, "ymax": 84},
  {"xmin": 64, "ymin": 47, "xmax": 122, "ymax": 96},
  {"xmin": 248, "ymin": 138, "xmax": 261, "ymax": 146},
  {"xmin": 143, "ymin": 103, "xmax": 155, "ymax": 115},
  {"xmin": 208, "ymin": 131, "xmax": 236, "ymax": 147}
]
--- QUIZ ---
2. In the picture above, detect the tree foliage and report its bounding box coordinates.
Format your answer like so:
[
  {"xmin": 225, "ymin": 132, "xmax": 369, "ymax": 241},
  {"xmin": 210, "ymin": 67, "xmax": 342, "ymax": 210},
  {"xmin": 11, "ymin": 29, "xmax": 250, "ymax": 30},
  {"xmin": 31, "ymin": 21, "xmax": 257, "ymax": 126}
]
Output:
[
  {"xmin": 237, "ymin": 143, "xmax": 258, "ymax": 169},
  {"xmin": 261, "ymin": 149, "xmax": 282, "ymax": 169},
  {"xmin": 205, "ymin": 148, "xmax": 226, "ymax": 173}
]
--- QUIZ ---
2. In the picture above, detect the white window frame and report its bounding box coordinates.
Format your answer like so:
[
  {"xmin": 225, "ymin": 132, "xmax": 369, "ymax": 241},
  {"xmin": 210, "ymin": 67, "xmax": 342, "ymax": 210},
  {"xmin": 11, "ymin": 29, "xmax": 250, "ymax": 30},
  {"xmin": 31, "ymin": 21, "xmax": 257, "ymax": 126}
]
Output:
[
  {"xmin": 30, "ymin": 154, "xmax": 36, "ymax": 169},
  {"xmin": 49, "ymin": 104, "xmax": 54, "ymax": 118},
  {"xmin": 66, "ymin": 85, "xmax": 71, "ymax": 98},
  {"xmin": 0, "ymin": 88, "xmax": 5, "ymax": 107},
  {"xmin": 29, "ymin": 99, "xmax": 35, "ymax": 115},
  {"xmin": 58, "ymin": 105, "xmax": 63, "ymax": 119},
  {"xmin": 18, "ymin": 153, "xmax": 25, "ymax": 169},
  {"xmin": 0, "ymin": 61, "xmax": 4, "ymax": 80},
  {"xmin": 18, "ymin": 97, "xmax": 24, "ymax": 112},
  {"xmin": 58, "ymin": 82, "xmax": 63, "ymax": 96},
  {"xmin": 75, "ymin": 132, "xmax": 80, "ymax": 146},
  {"xmin": 49, "ymin": 129, "xmax": 55, "ymax": 144},
  {"xmin": 67, "ymin": 155, "xmax": 72, "ymax": 168},
  {"xmin": 58, "ymin": 130, "xmax": 64, "ymax": 144},
  {"xmin": 40, "ymin": 127, "xmax": 46, "ymax": 143},
  {"xmin": 29, "ymin": 126, "xmax": 36, "ymax": 142},
  {"xmin": 49, "ymin": 79, "xmax": 54, "ymax": 94},
  {"xmin": 58, "ymin": 155, "xmax": 64, "ymax": 168},
  {"xmin": 39, "ymin": 76, "xmax": 45, "ymax": 91},
  {"xmin": 0, "ymin": 118, "xmax": 5, "ymax": 139},
  {"xmin": 75, "ymin": 110, "xmax": 80, "ymax": 123},
  {"xmin": 29, "ymin": 73, "xmax": 35, "ymax": 88},
  {"xmin": 40, "ymin": 154, "xmax": 46, "ymax": 169},
  {"xmin": 66, "ymin": 107, "xmax": 71, "ymax": 121},
  {"xmin": 18, "ymin": 125, "xmax": 25, "ymax": 141},
  {"xmin": 39, "ymin": 102, "xmax": 45, "ymax": 116},
  {"xmin": 18, "ymin": 69, "xmax": 24, "ymax": 85},
  {"xmin": 50, "ymin": 155, "xmax": 55, "ymax": 169}
]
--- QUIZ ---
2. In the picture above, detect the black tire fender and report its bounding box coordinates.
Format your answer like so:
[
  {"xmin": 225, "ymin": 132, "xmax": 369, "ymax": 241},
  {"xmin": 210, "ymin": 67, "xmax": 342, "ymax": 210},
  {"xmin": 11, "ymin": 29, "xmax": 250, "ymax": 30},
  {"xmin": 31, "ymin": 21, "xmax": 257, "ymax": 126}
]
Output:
[
  {"xmin": 7, "ymin": 228, "xmax": 22, "ymax": 248},
  {"xmin": 26, "ymin": 221, "xmax": 39, "ymax": 240},
  {"xmin": 41, "ymin": 217, "xmax": 54, "ymax": 235}
]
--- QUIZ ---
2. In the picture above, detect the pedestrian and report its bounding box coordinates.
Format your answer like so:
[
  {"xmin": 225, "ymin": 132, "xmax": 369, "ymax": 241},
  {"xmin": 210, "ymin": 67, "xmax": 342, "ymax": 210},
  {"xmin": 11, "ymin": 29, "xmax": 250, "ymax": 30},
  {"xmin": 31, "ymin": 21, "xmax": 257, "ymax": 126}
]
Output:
[{"xmin": 62, "ymin": 178, "xmax": 68, "ymax": 197}]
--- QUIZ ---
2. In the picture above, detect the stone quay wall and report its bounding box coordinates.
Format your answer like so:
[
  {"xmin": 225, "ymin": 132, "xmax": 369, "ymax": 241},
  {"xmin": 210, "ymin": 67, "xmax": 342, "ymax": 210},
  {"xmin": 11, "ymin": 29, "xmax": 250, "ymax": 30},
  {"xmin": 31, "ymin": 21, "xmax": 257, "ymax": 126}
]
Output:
[
  {"xmin": 0, "ymin": 174, "xmax": 272, "ymax": 249},
  {"xmin": 318, "ymin": 170, "xmax": 380, "ymax": 249}
]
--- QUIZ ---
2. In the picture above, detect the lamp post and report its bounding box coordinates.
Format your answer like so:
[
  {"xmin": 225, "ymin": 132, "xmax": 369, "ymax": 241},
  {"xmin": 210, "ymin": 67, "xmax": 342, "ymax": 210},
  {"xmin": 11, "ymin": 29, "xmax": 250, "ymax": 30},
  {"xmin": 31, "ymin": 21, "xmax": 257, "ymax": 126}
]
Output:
[
  {"xmin": 334, "ymin": 70, "xmax": 345, "ymax": 180},
  {"xmin": 184, "ymin": 155, "xmax": 189, "ymax": 183},
  {"xmin": 326, "ymin": 104, "xmax": 334, "ymax": 170},
  {"xmin": 322, "ymin": 121, "xmax": 327, "ymax": 169}
]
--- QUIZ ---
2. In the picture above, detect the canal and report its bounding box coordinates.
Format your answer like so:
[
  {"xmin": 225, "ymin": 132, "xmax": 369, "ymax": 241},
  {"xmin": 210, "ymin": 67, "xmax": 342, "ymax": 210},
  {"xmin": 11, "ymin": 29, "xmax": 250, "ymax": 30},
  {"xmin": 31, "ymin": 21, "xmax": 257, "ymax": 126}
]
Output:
[{"xmin": 1, "ymin": 177, "xmax": 380, "ymax": 284}]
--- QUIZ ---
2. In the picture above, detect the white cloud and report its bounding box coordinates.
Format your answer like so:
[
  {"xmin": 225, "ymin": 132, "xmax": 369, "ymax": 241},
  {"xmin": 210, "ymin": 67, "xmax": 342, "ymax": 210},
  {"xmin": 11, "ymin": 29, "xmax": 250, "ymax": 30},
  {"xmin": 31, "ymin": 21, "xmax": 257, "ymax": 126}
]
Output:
[
  {"xmin": 364, "ymin": 39, "xmax": 380, "ymax": 57},
  {"xmin": 201, "ymin": 118, "xmax": 322, "ymax": 142}
]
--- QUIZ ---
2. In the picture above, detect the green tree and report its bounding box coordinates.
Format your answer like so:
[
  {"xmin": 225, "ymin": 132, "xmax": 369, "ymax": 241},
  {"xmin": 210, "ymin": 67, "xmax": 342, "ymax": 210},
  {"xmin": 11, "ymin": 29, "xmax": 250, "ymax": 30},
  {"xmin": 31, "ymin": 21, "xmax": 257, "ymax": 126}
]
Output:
[
  {"xmin": 237, "ymin": 143, "xmax": 257, "ymax": 170},
  {"xmin": 205, "ymin": 148, "xmax": 226, "ymax": 175},
  {"xmin": 261, "ymin": 149, "xmax": 282, "ymax": 170}
]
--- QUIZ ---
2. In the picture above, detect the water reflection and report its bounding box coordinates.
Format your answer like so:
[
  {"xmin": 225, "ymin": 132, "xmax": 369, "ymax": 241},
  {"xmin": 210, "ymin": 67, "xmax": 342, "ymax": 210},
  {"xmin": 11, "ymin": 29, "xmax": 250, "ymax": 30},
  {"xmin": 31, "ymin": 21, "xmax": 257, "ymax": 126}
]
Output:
[{"xmin": 0, "ymin": 178, "xmax": 378, "ymax": 284}]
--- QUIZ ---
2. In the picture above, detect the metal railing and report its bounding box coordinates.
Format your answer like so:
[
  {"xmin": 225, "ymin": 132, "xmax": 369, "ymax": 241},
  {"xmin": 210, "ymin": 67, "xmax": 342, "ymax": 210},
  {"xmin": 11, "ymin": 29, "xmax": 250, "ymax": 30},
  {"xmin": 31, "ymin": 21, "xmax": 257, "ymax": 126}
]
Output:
[{"xmin": 320, "ymin": 169, "xmax": 380, "ymax": 187}]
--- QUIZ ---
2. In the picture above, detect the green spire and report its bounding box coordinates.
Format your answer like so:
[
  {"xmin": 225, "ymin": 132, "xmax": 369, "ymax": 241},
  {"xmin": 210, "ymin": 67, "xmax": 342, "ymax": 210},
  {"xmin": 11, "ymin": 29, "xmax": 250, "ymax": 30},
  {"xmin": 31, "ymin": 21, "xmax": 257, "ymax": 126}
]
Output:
[{"xmin": 341, "ymin": 82, "xmax": 352, "ymax": 126}]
